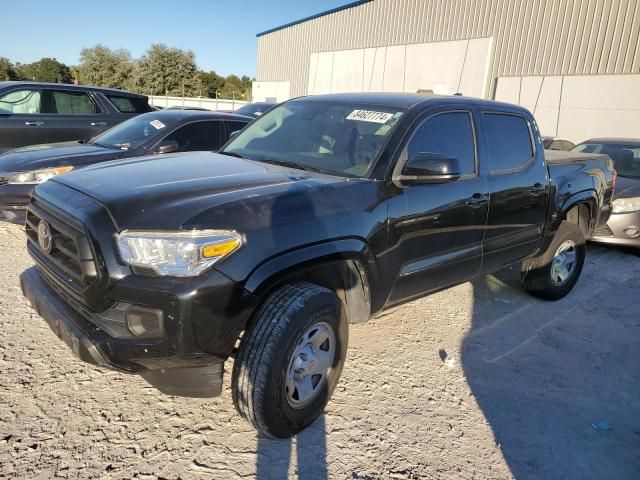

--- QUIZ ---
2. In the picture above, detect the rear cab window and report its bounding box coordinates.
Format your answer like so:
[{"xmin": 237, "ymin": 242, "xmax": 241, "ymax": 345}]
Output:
[
  {"xmin": 483, "ymin": 113, "xmax": 535, "ymax": 174},
  {"xmin": 0, "ymin": 89, "xmax": 42, "ymax": 114},
  {"xmin": 106, "ymin": 95, "xmax": 152, "ymax": 114}
]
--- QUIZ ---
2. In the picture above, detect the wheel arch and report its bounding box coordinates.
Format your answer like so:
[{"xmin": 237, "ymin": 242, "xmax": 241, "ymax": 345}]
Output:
[
  {"xmin": 556, "ymin": 190, "xmax": 598, "ymax": 236},
  {"xmin": 244, "ymin": 239, "xmax": 378, "ymax": 324}
]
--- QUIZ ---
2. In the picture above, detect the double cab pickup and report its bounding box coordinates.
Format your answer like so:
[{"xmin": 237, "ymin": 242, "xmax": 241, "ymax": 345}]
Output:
[{"xmin": 20, "ymin": 94, "xmax": 615, "ymax": 437}]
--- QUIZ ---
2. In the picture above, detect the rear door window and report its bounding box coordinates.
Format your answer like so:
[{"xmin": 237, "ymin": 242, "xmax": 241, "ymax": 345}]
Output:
[
  {"xmin": 484, "ymin": 113, "xmax": 534, "ymax": 173},
  {"xmin": 106, "ymin": 95, "xmax": 152, "ymax": 113},
  {"xmin": 163, "ymin": 121, "xmax": 224, "ymax": 151},
  {"xmin": 407, "ymin": 111, "xmax": 477, "ymax": 175},
  {"xmin": 45, "ymin": 90, "xmax": 101, "ymax": 114},
  {"xmin": 0, "ymin": 89, "xmax": 41, "ymax": 114}
]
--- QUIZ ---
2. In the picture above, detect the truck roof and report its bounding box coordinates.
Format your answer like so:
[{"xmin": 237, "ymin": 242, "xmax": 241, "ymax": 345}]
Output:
[{"xmin": 293, "ymin": 92, "xmax": 532, "ymax": 113}]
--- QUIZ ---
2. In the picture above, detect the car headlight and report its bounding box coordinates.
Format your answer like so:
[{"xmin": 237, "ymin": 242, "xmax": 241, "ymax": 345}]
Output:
[
  {"xmin": 612, "ymin": 197, "xmax": 640, "ymax": 214},
  {"xmin": 8, "ymin": 166, "xmax": 74, "ymax": 184},
  {"xmin": 116, "ymin": 230, "xmax": 242, "ymax": 277}
]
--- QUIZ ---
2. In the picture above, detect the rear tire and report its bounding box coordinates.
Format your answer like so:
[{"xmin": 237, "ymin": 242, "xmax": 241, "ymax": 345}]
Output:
[
  {"xmin": 522, "ymin": 221, "xmax": 586, "ymax": 300},
  {"xmin": 231, "ymin": 283, "xmax": 348, "ymax": 438}
]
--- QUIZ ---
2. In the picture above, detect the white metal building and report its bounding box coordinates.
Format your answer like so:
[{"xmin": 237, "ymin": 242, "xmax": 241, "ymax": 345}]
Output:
[{"xmin": 253, "ymin": 0, "xmax": 640, "ymax": 143}]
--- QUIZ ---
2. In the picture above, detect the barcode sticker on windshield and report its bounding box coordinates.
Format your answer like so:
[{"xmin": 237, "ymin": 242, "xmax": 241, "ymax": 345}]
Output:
[
  {"xmin": 149, "ymin": 119, "xmax": 166, "ymax": 130},
  {"xmin": 346, "ymin": 110, "xmax": 394, "ymax": 124}
]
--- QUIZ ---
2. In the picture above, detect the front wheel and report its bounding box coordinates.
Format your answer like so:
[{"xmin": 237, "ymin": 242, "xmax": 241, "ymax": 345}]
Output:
[
  {"xmin": 231, "ymin": 283, "xmax": 348, "ymax": 438},
  {"xmin": 522, "ymin": 221, "xmax": 586, "ymax": 300}
]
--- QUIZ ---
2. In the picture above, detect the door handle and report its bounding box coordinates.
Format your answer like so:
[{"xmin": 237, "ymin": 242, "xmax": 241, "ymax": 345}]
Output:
[
  {"xmin": 24, "ymin": 121, "xmax": 44, "ymax": 126},
  {"xmin": 529, "ymin": 183, "xmax": 545, "ymax": 195},
  {"xmin": 466, "ymin": 193, "xmax": 488, "ymax": 208},
  {"xmin": 90, "ymin": 121, "xmax": 107, "ymax": 127}
]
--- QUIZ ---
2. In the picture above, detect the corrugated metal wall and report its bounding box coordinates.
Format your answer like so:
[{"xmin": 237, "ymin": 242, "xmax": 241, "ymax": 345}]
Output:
[{"xmin": 256, "ymin": 0, "xmax": 640, "ymax": 98}]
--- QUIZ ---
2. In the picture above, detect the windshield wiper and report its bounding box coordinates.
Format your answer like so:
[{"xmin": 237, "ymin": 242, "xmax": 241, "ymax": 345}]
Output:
[
  {"xmin": 218, "ymin": 151, "xmax": 245, "ymax": 159},
  {"xmin": 258, "ymin": 159, "xmax": 324, "ymax": 174}
]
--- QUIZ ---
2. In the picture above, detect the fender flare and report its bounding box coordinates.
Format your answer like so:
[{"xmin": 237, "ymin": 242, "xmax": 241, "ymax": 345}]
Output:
[
  {"xmin": 555, "ymin": 190, "xmax": 598, "ymax": 231},
  {"xmin": 244, "ymin": 238, "xmax": 379, "ymax": 323}
]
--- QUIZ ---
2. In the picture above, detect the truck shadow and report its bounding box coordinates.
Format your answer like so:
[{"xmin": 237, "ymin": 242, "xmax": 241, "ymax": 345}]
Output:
[
  {"xmin": 256, "ymin": 415, "xmax": 328, "ymax": 479},
  {"xmin": 461, "ymin": 247, "xmax": 640, "ymax": 479}
]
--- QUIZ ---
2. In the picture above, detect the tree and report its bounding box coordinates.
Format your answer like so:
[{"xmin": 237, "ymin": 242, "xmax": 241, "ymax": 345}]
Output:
[
  {"xmin": 78, "ymin": 45, "xmax": 134, "ymax": 89},
  {"xmin": 219, "ymin": 74, "xmax": 245, "ymax": 100},
  {"xmin": 16, "ymin": 58, "xmax": 71, "ymax": 83},
  {"xmin": 0, "ymin": 57, "xmax": 17, "ymax": 81},
  {"xmin": 135, "ymin": 44, "xmax": 201, "ymax": 96},
  {"xmin": 199, "ymin": 70, "xmax": 225, "ymax": 98}
]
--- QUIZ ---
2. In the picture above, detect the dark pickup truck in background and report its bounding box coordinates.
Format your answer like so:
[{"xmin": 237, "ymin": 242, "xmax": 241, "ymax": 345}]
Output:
[
  {"xmin": 19, "ymin": 94, "xmax": 615, "ymax": 438},
  {"xmin": 0, "ymin": 81, "xmax": 153, "ymax": 154}
]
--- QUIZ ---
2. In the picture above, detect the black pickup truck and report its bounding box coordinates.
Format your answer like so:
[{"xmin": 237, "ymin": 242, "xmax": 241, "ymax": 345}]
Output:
[{"xmin": 20, "ymin": 94, "xmax": 614, "ymax": 438}]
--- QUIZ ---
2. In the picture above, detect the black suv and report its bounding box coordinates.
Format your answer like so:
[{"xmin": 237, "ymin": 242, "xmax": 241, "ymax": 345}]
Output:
[{"xmin": 0, "ymin": 81, "xmax": 153, "ymax": 153}]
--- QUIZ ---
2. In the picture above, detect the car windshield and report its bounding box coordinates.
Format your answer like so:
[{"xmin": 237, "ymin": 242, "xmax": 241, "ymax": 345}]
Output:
[
  {"xmin": 221, "ymin": 101, "xmax": 405, "ymax": 178},
  {"xmin": 90, "ymin": 114, "xmax": 176, "ymax": 150},
  {"xmin": 572, "ymin": 142, "xmax": 640, "ymax": 178}
]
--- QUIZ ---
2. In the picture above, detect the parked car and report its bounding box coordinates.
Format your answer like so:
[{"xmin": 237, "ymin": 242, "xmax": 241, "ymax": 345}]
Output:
[
  {"xmin": 542, "ymin": 136, "xmax": 575, "ymax": 151},
  {"xmin": 234, "ymin": 101, "xmax": 276, "ymax": 118},
  {"xmin": 572, "ymin": 138, "xmax": 640, "ymax": 248},
  {"xmin": 0, "ymin": 82, "xmax": 153, "ymax": 154},
  {"xmin": 20, "ymin": 93, "xmax": 614, "ymax": 438},
  {"xmin": 0, "ymin": 110, "xmax": 251, "ymax": 221},
  {"xmin": 165, "ymin": 106, "xmax": 211, "ymax": 111}
]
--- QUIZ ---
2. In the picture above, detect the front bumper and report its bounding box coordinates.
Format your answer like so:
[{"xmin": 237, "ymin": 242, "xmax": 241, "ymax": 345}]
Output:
[
  {"xmin": 591, "ymin": 211, "xmax": 640, "ymax": 248},
  {"xmin": 0, "ymin": 182, "xmax": 33, "ymax": 222},
  {"xmin": 21, "ymin": 265, "xmax": 259, "ymax": 397},
  {"xmin": 21, "ymin": 266, "xmax": 111, "ymax": 368}
]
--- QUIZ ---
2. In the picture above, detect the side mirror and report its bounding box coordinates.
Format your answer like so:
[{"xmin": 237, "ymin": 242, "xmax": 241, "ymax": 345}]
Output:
[
  {"xmin": 155, "ymin": 140, "xmax": 179, "ymax": 154},
  {"xmin": 229, "ymin": 130, "xmax": 241, "ymax": 139},
  {"xmin": 397, "ymin": 152, "xmax": 462, "ymax": 185}
]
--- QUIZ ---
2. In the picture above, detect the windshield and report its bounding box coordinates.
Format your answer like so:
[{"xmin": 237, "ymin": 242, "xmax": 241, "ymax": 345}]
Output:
[
  {"xmin": 222, "ymin": 101, "xmax": 405, "ymax": 177},
  {"xmin": 90, "ymin": 114, "xmax": 175, "ymax": 150},
  {"xmin": 572, "ymin": 142, "xmax": 640, "ymax": 178}
]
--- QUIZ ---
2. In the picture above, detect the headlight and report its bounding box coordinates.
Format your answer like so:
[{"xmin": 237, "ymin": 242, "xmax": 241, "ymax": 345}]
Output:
[
  {"xmin": 116, "ymin": 230, "xmax": 242, "ymax": 277},
  {"xmin": 612, "ymin": 197, "xmax": 640, "ymax": 214},
  {"xmin": 9, "ymin": 166, "xmax": 74, "ymax": 184}
]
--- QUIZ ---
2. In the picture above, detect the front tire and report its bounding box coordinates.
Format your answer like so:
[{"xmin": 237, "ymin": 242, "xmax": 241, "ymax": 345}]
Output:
[
  {"xmin": 231, "ymin": 283, "xmax": 348, "ymax": 438},
  {"xmin": 522, "ymin": 221, "xmax": 586, "ymax": 300}
]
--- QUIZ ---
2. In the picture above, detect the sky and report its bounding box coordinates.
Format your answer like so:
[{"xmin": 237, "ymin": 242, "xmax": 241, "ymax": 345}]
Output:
[{"xmin": 0, "ymin": 0, "xmax": 351, "ymax": 77}]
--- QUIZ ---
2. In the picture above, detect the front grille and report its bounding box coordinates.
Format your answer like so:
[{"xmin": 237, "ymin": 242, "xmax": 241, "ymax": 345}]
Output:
[
  {"xmin": 593, "ymin": 224, "xmax": 614, "ymax": 237},
  {"xmin": 25, "ymin": 200, "xmax": 99, "ymax": 301}
]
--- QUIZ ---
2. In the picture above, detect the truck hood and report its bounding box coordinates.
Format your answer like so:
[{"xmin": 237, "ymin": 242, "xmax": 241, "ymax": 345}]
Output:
[
  {"xmin": 0, "ymin": 141, "xmax": 124, "ymax": 173},
  {"xmin": 614, "ymin": 176, "xmax": 640, "ymax": 199},
  {"xmin": 50, "ymin": 151, "xmax": 365, "ymax": 231}
]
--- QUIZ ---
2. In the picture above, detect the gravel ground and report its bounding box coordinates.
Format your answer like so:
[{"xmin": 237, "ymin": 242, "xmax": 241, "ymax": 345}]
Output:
[{"xmin": 1, "ymin": 220, "xmax": 639, "ymax": 480}]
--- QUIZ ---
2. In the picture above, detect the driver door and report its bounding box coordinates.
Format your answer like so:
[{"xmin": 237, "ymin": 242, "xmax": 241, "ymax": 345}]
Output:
[{"xmin": 385, "ymin": 107, "xmax": 489, "ymax": 305}]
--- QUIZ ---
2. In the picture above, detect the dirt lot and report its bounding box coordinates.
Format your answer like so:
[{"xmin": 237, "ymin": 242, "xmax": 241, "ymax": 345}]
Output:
[{"xmin": 1, "ymin": 220, "xmax": 639, "ymax": 480}]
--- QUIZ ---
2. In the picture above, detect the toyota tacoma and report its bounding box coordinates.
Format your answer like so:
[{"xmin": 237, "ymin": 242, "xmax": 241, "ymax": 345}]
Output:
[{"xmin": 20, "ymin": 94, "xmax": 615, "ymax": 438}]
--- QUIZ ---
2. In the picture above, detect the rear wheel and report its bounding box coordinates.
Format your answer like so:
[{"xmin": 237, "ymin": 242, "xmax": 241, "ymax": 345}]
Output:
[
  {"xmin": 522, "ymin": 221, "xmax": 586, "ymax": 300},
  {"xmin": 231, "ymin": 283, "xmax": 348, "ymax": 438}
]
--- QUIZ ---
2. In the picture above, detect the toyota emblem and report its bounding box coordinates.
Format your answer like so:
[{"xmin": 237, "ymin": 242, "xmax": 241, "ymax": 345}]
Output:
[{"xmin": 37, "ymin": 220, "xmax": 53, "ymax": 254}]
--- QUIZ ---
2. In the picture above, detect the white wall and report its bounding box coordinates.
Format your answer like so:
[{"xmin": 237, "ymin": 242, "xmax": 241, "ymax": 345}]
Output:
[
  {"xmin": 147, "ymin": 95, "xmax": 248, "ymax": 111},
  {"xmin": 495, "ymin": 74, "xmax": 640, "ymax": 143},
  {"xmin": 251, "ymin": 81, "xmax": 290, "ymax": 102},
  {"xmin": 307, "ymin": 38, "xmax": 494, "ymax": 99}
]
